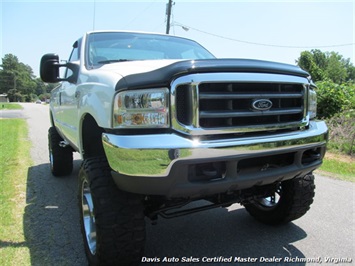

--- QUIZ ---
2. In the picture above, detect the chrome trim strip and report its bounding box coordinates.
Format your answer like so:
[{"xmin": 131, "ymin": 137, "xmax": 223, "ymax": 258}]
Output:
[
  {"xmin": 200, "ymin": 108, "xmax": 303, "ymax": 118},
  {"xmin": 192, "ymin": 83, "xmax": 199, "ymax": 127},
  {"xmin": 103, "ymin": 121, "xmax": 328, "ymax": 177},
  {"xmin": 200, "ymin": 93, "xmax": 303, "ymax": 99}
]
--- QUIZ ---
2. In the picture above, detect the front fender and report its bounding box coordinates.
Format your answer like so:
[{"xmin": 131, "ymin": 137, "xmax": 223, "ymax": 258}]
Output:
[
  {"xmin": 76, "ymin": 83, "xmax": 114, "ymax": 154},
  {"xmin": 78, "ymin": 82, "xmax": 114, "ymax": 128}
]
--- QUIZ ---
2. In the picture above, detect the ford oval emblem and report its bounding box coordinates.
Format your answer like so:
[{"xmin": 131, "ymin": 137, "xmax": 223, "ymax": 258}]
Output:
[{"xmin": 252, "ymin": 99, "xmax": 273, "ymax": 111}]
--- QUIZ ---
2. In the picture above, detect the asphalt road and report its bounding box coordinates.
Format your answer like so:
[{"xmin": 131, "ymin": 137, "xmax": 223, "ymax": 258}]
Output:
[{"xmin": 20, "ymin": 103, "xmax": 354, "ymax": 266}]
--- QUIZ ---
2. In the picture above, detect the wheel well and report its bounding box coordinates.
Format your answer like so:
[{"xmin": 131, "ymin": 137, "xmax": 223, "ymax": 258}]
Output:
[{"xmin": 81, "ymin": 114, "xmax": 105, "ymax": 159}]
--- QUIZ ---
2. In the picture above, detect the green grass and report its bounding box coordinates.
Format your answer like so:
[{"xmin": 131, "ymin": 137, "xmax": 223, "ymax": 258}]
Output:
[
  {"xmin": 0, "ymin": 119, "xmax": 32, "ymax": 265},
  {"xmin": 317, "ymin": 153, "xmax": 354, "ymax": 182},
  {"xmin": 0, "ymin": 103, "xmax": 23, "ymax": 110}
]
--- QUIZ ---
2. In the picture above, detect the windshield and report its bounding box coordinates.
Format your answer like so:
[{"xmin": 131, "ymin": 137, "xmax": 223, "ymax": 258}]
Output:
[{"xmin": 86, "ymin": 32, "xmax": 215, "ymax": 67}]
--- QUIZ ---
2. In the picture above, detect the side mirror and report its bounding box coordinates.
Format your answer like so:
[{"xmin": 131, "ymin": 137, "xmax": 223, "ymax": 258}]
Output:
[
  {"xmin": 40, "ymin": 53, "xmax": 79, "ymax": 83},
  {"xmin": 40, "ymin": 53, "xmax": 61, "ymax": 83}
]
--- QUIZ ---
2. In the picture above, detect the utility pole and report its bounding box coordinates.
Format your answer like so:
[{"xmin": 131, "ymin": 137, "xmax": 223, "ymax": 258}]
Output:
[{"xmin": 165, "ymin": 0, "xmax": 173, "ymax": 34}]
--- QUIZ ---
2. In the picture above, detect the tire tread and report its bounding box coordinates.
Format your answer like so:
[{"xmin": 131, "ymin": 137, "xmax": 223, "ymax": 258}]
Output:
[
  {"xmin": 79, "ymin": 157, "xmax": 145, "ymax": 266},
  {"xmin": 245, "ymin": 173, "xmax": 316, "ymax": 225}
]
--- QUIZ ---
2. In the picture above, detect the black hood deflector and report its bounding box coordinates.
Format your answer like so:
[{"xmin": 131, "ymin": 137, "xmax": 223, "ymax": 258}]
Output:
[{"xmin": 115, "ymin": 59, "xmax": 309, "ymax": 91}]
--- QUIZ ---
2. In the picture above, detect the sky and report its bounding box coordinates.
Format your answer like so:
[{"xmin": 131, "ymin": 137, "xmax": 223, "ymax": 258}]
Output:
[{"xmin": 1, "ymin": 0, "xmax": 354, "ymax": 78}]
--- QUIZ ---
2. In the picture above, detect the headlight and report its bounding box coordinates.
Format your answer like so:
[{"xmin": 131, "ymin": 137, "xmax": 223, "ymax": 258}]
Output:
[
  {"xmin": 308, "ymin": 88, "xmax": 317, "ymax": 119},
  {"xmin": 113, "ymin": 88, "xmax": 169, "ymax": 128}
]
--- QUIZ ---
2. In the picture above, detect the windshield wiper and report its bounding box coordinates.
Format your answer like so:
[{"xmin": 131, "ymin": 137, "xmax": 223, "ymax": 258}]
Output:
[{"xmin": 97, "ymin": 59, "xmax": 132, "ymax": 64}]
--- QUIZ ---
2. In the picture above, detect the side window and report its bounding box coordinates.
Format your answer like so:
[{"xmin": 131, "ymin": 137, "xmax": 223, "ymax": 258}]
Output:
[{"xmin": 65, "ymin": 41, "xmax": 80, "ymax": 78}]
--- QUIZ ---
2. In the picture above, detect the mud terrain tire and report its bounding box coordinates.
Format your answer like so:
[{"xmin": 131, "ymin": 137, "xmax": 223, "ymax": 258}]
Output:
[
  {"xmin": 244, "ymin": 173, "xmax": 316, "ymax": 225},
  {"xmin": 78, "ymin": 157, "xmax": 146, "ymax": 266}
]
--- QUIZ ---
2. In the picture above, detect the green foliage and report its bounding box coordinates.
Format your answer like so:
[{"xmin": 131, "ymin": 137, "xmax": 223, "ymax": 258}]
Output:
[
  {"xmin": 0, "ymin": 53, "xmax": 52, "ymax": 102},
  {"xmin": 315, "ymin": 81, "xmax": 355, "ymax": 118},
  {"xmin": 325, "ymin": 52, "xmax": 348, "ymax": 83},
  {"xmin": 316, "ymin": 81, "xmax": 355, "ymax": 156},
  {"xmin": 38, "ymin": 93, "xmax": 51, "ymax": 101},
  {"xmin": 297, "ymin": 50, "xmax": 355, "ymax": 157},
  {"xmin": 297, "ymin": 50, "xmax": 325, "ymax": 81},
  {"xmin": 297, "ymin": 49, "xmax": 354, "ymax": 83}
]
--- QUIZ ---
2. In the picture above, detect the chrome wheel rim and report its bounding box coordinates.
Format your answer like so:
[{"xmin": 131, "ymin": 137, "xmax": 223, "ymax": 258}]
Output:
[
  {"xmin": 49, "ymin": 150, "xmax": 54, "ymax": 169},
  {"xmin": 256, "ymin": 184, "xmax": 282, "ymax": 209},
  {"xmin": 81, "ymin": 180, "xmax": 97, "ymax": 255},
  {"xmin": 49, "ymin": 139, "xmax": 54, "ymax": 170}
]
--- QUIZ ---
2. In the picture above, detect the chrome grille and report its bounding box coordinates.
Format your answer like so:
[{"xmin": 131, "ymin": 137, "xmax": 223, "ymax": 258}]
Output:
[
  {"xmin": 172, "ymin": 73, "xmax": 308, "ymax": 135},
  {"xmin": 198, "ymin": 82, "xmax": 304, "ymax": 128}
]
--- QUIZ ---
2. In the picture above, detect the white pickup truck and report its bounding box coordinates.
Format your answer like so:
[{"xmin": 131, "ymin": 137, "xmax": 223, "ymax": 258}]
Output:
[{"xmin": 40, "ymin": 30, "xmax": 327, "ymax": 266}]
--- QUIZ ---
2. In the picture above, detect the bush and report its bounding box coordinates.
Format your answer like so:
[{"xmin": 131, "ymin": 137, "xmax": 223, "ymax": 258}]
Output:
[
  {"xmin": 326, "ymin": 110, "xmax": 355, "ymax": 156},
  {"xmin": 315, "ymin": 81, "xmax": 355, "ymax": 118}
]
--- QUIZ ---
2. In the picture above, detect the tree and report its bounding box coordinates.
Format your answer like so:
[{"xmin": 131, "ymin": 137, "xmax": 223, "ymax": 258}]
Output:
[
  {"xmin": 7, "ymin": 89, "xmax": 24, "ymax": 102},
  {"xmin": 34, "ymin": 77, "xmax": 46, "ymax": 96},
  {"xmin": 343, "ymin": 58, "xmax": 355, "ymax": 81},
  {"xmin": 325, "ymin": 52, "xmax": 348, "ymax": 84},
  {"xmin": 296, "ymin": 49, "xmax": 353, "ymax": 84},
  {"xmin": 0, "ymin": 53, "xmax": 36, "ymax": 101},
  {"xmin": 297, "ymin": 50, "xmax": 324, "ymax": 82},
  {"xmin": 0, "ymin": 54, "xmax": 19, "ymax": 94},
  {"xmin": 45, "ymin": 82, "xmax": 58, "ymax": 93}
]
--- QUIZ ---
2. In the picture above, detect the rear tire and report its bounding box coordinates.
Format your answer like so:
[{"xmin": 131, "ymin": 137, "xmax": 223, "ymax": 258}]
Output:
[
  {"xmin": 78, "ymin": 157, "xmax": 146, "ymax": 266},
  {"xmin": 244, "ymin": 173, "xmax": 316, "ymax": 225},
  {"xmin": 48, "ymin": 127, "xmax": 73, "ymax": 176}
]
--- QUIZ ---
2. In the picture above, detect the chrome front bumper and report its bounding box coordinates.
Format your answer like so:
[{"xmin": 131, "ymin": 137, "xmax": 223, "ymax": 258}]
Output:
[
  {"xmin": 102, "ymin": 121, "xmax": 327, "ymax": 197},
  {"xmin": 103, "ymin": 121, "xmax": 327, "ymax": 177}
]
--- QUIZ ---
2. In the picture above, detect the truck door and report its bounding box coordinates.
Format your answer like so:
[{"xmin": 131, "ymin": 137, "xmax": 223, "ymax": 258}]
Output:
[{"xmin": 59, "ymin": 40, "xmax": 81, "ymax": 148}]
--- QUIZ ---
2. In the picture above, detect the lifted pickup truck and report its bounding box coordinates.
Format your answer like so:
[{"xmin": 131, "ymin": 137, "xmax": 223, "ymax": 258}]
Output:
[{"xmin": 40, "ymin": 31, "xmax": 327, "ymax": 266}]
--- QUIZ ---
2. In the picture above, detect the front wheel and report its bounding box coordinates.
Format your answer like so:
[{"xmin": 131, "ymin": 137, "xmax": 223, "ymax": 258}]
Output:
[
  {"xmin": 78, "ymin": 157, "xmax": 146, "ymax": 266},
  {"xmin": 244, "ymin": 173, "xmax": 316, "ymax": 225}
]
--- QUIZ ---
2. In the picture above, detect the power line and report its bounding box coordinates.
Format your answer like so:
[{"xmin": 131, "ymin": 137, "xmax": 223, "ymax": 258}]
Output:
[
  {"xmin": 173, "ymin": 21, "xmax": 355, "ymax": 49},
  {"xmin": 123, "ymin": 2, "xmax": 156, "ymax": 29}
]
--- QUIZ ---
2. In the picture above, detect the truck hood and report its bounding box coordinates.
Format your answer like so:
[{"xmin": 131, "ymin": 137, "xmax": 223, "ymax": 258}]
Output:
[
  {"xmin": 99, "ymin": 59, "xmax": 182, "ymax": 77},
  {"xmin": 103, "ymin": 59, "xmax": 310, "ymax": 91}
]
